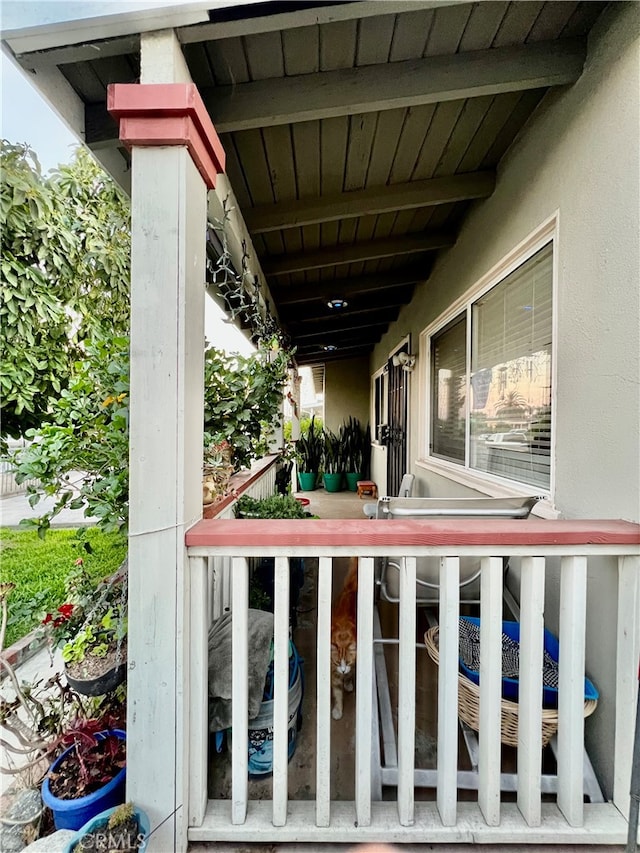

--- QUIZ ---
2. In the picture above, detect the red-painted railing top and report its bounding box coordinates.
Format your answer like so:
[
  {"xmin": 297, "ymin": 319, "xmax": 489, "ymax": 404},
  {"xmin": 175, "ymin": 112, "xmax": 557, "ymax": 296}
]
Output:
[{"xmin": 186, "ymin": 517, "xmax": 640, "ymax": 548}]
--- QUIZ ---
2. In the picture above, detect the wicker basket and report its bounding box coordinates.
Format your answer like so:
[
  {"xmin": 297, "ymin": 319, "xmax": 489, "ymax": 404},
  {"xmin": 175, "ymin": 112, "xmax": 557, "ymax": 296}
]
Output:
[{"xmin": 424, "ymin": 626, "xmax": 598, "ymax": 748}]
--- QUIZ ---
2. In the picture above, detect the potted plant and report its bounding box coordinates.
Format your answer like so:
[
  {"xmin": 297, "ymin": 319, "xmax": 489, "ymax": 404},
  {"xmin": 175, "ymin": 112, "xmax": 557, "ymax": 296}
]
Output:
[
  {"xmin": 38, "ymin": 558, "xmax": 128, "ymax": 698},
  {"xmin": 322, "ymin": 429, "xmax": 344, "ymax": 492},
  {"xmin": 63, "ymin": 801, "xmax": 149, "ymax": 852},
  {"xmin": 234, "ymin": 494, "xmax": 312, "ymax": 625},
  {"xmin": 341, "ymin": 417, "xmax": 366, "ymax": 491},
  {"xmin": 296, "ymin": 416, "xmax": 323, "ymax": 491},
  {"xmin": 41, "ymin": 716, "xmax": 127, "ymax": 831},
  {"xmin": 61, "ymin": 569, "xmax": 128, "ymax": 698}
]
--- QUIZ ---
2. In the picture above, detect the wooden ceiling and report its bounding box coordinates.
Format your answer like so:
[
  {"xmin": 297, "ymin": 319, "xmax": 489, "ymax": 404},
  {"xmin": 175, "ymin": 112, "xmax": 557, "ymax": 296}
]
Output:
[{"xmin": 11, "ymin": 1, "xmax": 607, "ymax": 365}]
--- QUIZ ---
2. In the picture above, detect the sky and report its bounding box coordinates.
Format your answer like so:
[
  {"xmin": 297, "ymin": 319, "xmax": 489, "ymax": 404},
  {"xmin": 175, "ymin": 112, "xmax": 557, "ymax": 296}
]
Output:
[{"xmin": 1, "ymin": 35, "xmax": 255, "ymax": 355}]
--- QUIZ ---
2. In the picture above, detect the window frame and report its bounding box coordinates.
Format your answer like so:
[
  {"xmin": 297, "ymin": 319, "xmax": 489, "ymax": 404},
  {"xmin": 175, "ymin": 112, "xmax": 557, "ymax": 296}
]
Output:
[
  {"xmin": 371, "ymin": 365, "xmax": 388, "ymax": 446},
  {"xmin": 418, "ymin": 216, "xmax": 558, "ymax": 505}
]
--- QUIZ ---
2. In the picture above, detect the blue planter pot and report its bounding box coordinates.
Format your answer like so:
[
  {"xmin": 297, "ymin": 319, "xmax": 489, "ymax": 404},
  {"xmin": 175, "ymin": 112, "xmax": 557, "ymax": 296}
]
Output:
[
  {"xmin": 63, "ymin": 804, "xmax": 150, "ymax": 853},
  {"xmin": 42, "ymin": 729, "xmax": 126, "ymax": 831}
]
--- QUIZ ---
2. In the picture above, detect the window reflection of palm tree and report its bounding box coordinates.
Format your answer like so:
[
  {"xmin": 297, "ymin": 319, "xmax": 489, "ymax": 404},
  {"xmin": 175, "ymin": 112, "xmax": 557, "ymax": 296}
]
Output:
[{"xmin": 495, "ymin": 389, "xmax": 528, "ymax": 421}]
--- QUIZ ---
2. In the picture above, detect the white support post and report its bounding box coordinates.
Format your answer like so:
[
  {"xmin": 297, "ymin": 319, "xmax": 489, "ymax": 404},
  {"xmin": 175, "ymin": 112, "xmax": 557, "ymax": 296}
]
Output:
[
  {"xmin": 478, "ymin": 556, "xmax": 503, "ymax": 826},
  {"xmin": 272, "ymin": 557, "xmax": 290, "ymax": 826},
  {"xmin": 189, "ymin": 556, "xmax": 209, "ymax": 828},
  {"xmin": 557, "ymin": 555, "xmax": 588, "ymax": 826},
  {"xmin": 398, "ymin": 556, "xmax": 416, "ymax": 826},
  {"xmin": 437, "ymin": 556, "xmax": 460, "ymax": 826},
  {"xmin": 316, "ymin": 557, "xmax": 333, "ymax": 827},
  {"xmin": 231, "ymin": 557, "xmax": 249, "ymax": 824},
  {"xmin": 126, "ymin": 132, "xmax": 206, "ymax": 853},
  {"xmin": 517, "ymin": 556, "xmax": 545, "ymax": 827},
  {"xmin": 355, "ymin": 557, "xmax": 375, "ymax": 827},
  {"xmin": 125, "ymin": 30, "xmax": 210, "ymax": 853},
  {"xmin": 613, "ymin": 555, "xmax": 640, "ymax": 816}
]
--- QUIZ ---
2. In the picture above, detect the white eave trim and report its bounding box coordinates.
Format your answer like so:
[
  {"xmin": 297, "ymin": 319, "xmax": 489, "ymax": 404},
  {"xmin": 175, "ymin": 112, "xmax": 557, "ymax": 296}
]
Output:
[{"xmin": 2, "ymin": 1, "xmax": 236, "ymax": 54}]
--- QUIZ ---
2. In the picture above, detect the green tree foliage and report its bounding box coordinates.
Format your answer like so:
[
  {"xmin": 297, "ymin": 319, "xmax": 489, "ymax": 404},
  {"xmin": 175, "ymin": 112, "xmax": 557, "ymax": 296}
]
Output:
[
  {"xmin": 204, "ymin": 340, "xmax": 289, "ymax": 470},
  {"xmin": 4, "ymin": 141, "xmax": 288, "ymax": 534},
  {"xmin": 15, "ymin": 336, "xmax": 288, "ymax": 534},
  {"xmin": 0, "ymin": 142, "xmax": 130, "ymax": 440},
  {"xmin": 13, "ymin": 334, "xmax": 130, "ymax": 535}
]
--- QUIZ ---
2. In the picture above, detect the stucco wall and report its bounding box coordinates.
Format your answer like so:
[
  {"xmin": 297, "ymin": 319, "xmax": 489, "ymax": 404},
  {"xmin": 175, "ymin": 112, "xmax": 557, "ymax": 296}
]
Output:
[
  {"xmin": 374, "ymin": 1, "xmax": 639, "ymax": 519},
  {"xmin": 324, "ymin": 356, "xmax": 370, "ymax": 435},
  {"xmin": 371, "ymin": 2, "xmax": 639, "ymax": 796}
]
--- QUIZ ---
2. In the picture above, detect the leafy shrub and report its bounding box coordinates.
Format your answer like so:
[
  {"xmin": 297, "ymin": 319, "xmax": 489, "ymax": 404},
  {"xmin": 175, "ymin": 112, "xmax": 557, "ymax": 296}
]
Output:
[{"xmin": 235, "ymin": 494, "xmax": 308, "ymax": 519}]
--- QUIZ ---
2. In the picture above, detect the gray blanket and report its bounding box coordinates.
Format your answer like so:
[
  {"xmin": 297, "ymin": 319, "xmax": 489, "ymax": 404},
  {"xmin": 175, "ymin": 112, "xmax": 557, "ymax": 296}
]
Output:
[{"xmin": 208, "ymin": 609, "xmax": 274, "ymax": 732}]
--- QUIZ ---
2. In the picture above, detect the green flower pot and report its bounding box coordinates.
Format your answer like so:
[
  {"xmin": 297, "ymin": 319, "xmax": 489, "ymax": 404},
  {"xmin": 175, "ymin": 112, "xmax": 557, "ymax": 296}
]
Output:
[
  {"xmin": 345, "ymin": 472, "xmax": 362, "ymax": 492},
  {"xmin": 322, "ymin": 472, "xmax": 343, "ymax": 493},
  {"xmin": 298, "ymin": 472, "xmax": 318, "ymax": 491}
]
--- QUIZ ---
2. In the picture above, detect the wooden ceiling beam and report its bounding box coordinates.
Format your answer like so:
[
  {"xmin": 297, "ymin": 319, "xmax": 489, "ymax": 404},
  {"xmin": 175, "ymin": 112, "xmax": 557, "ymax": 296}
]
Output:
[
  {"xmin": 263, "ymin": 234, "xmax": 453, "ymax": 276},
  {"xmin": 275, "ymin": 269, "xmax": 425, "ymax": 306},
  {"xmin": 279, "ymin": 290, "xmax": 411, "ymax": 326},
  {"xmin": 280, "ymin": 287, "xmax": 415, "ymax": 323},
  {"xmin": 296, "ymin": 346, "xmax": 373, "ymax": 365},
  {"xmin": 201, "ymin": 40, "xmax": 586, "ymax": 132},
  {"xmin": 245, "ymin": 172, "xmax": 495, "ymax": 233},
  {"xmin": 292, "ymin": 317, "xmax": 391, "ymax": 341}
]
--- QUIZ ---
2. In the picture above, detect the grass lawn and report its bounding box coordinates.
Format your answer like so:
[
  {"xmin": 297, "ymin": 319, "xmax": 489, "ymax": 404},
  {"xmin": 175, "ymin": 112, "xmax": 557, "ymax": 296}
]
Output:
[{"xmin": 0, "ymin": 527, "xmax": 127, "ymax": 648}]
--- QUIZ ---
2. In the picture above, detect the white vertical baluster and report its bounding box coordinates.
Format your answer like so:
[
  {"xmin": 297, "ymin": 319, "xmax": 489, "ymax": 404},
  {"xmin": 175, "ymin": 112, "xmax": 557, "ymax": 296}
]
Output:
[
  {"xmin": 316, "ymin": 557, "xmax": 333, "ymax": 827},
  {"xmin": 398, "ymin": 556, "xmax": 416, "ymax": 826},
  {"xmin": 231, "ymin": 556, "xmax": 249, "ymax": 824},
  {"xmin": 613, "ymin": 555, "xmax": 640, "ymax": 815},
  {"xmin": 355, "ymin": 557, "xmax": 375, "ymax": 827},
  {"xmin": 517, "ymin": 556, "xmax": 545, "ymax": 826},
  {"xmin": 557, "ymin": 555, "xmax": 587, "ymax": 825},
  {"xmin": 478, "ymin": 556, "xmax": 503, "ymax": 826},
  {"xmin": 437, "ymin": 556, "xmax": 460, "ymax": 826},
  {"xmin": 189, "ymin": 556, "xmax": 208, "ymax": 826},
  {"xmin": 272, "ymin": 557, "xmax": 290, "ymax": 826}
]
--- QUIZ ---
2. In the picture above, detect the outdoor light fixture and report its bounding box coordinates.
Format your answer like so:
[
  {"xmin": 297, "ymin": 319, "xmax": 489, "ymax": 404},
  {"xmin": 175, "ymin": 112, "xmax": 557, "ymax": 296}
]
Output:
[
  {"xmin": 323, "ymin": 344, "xmax": 338, "ymax": 351},
  {"xmin": 391, "ymin": 351, "xmax": 416, "ymax": 372},
  {"xmin": 327, "ymin": 298, "xmax": 348, "ymax": 309}
]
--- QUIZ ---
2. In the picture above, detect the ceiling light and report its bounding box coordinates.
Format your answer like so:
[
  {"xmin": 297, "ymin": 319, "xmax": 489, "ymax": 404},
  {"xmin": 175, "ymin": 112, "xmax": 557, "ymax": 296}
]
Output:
[
  {"xmin": 327, "ymin": 298, "xmax": 348, "ymax": 309},
  {"xmin": 323, "ymin": 344, "xmax": 337, "ymax": 351}
]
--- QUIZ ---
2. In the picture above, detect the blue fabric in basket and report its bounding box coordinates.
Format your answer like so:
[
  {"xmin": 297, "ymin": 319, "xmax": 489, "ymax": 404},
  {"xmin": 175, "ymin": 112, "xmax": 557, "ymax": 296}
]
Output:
[{"xmin": 458, "ymin": 616, "xmax": 599, "ymax": 707}]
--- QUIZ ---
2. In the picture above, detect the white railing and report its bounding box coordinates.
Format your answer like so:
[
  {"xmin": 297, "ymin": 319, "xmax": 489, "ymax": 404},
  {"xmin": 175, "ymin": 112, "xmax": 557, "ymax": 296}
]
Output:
[
  {"xmin": 185, "ymin": 517, "xmax": 640, "ymax": 846},
  {"xmin": 204, "ymin": 455, "xmax": 278, "ymax": 621},
  {"xmin": 0, "ymin": 459, "xmax": 38, "ymax": 497}
]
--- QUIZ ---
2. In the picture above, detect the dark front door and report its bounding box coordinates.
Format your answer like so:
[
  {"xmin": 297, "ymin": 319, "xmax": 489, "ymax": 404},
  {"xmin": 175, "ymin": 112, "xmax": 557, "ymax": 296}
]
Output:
[{"xmin": 386, "ymin": 346, "xmax": 409, "ymax": 496}]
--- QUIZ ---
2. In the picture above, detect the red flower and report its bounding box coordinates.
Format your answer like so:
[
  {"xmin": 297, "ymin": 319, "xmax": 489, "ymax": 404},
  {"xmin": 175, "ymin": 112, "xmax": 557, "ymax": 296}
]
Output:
[
  {"xmin": 57, "ymin": 604, "xmax": 74, "ymax": 619},
  {"xmin": 42, "ymin": 613, "xmax": 53, "ymax": 625}
]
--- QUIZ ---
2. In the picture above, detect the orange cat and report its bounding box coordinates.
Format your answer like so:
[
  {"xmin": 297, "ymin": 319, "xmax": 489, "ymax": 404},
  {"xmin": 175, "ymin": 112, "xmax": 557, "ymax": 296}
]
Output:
[{"xmin": 330, "ymin": 557, "xmax": 358, "ymax": 720}]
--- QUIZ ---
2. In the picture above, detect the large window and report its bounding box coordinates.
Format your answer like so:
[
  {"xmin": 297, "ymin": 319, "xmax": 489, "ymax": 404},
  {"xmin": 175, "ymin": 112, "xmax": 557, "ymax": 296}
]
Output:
[{"xmin": 428, "ymin": 243, "xmax": 553, "ymax": 490}]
